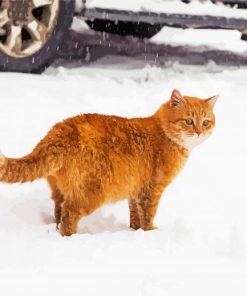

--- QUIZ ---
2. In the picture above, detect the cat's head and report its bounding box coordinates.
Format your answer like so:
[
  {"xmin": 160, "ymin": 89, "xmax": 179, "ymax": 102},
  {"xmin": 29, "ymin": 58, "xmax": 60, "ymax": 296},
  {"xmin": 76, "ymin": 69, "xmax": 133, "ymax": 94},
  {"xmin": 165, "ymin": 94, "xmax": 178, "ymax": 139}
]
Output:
[{"xmin": 159, "ymin": 89, "xmax": 218, "ymax": 151}]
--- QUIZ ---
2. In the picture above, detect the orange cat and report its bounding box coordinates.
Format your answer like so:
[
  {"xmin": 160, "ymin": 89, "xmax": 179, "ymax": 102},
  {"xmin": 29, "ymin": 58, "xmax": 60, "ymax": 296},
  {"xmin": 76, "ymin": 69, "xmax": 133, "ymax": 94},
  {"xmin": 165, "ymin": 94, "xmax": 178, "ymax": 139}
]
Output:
[{"xmin": 0, "ymin": 89, "xmax": 218, "ymax": 236}]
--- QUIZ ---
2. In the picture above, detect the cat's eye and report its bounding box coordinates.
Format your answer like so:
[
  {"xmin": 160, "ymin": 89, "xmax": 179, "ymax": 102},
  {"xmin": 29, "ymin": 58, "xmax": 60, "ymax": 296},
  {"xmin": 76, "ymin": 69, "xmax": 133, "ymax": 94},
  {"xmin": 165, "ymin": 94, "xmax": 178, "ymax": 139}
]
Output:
[
  {"xmin": 185, "ymin": 119, "xmax": 193, "ymax": 125},
  {"xmin": 203, "ymin": 120, "xmax": 210, "ymax": 126}
]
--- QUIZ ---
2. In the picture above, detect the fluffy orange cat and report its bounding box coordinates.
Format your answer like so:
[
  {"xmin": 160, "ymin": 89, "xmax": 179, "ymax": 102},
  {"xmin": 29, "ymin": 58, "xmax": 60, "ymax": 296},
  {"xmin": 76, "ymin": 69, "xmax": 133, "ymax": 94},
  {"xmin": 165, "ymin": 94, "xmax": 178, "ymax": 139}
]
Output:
[{"xmin": 0, "ymin": 89, "xmax": 218, "ymax": 236}]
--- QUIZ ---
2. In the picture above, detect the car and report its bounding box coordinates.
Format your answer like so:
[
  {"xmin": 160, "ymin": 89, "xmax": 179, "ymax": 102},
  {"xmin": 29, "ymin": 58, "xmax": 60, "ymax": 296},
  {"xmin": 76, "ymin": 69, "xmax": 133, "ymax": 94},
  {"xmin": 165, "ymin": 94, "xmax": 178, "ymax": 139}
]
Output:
[{"xmin": 0, "ymin": 0, "xmax": 246, "ymax": 73}]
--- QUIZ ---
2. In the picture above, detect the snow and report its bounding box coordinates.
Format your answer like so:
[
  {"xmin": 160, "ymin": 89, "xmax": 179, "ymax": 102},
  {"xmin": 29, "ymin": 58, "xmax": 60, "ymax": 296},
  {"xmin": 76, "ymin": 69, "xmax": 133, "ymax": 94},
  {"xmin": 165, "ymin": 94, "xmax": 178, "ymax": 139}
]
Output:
[
  {"xmin": 152, "ymin": 27, "xmax": 247, "ymax": 53},
  {"xmin": 86, "ymin": 0, "xmax": 247, "ymax": 20},
  {"xmin": 1, "ymin": 22, "xmax": 247, "ymax": 296}
]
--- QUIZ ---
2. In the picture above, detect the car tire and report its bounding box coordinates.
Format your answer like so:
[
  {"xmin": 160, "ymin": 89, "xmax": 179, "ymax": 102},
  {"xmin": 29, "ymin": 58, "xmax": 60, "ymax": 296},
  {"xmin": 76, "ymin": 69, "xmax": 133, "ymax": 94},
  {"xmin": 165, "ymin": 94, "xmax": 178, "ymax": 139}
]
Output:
[{"xmin": 0, "ymin": 0, "xmax": 75, "ymax": 74}]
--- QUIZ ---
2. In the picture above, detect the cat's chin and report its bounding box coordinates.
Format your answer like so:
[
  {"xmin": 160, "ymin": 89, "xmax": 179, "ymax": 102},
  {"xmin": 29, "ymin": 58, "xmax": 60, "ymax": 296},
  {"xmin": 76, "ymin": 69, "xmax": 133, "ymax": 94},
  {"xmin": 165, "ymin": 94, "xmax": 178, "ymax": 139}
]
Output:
[{"xmin": 180, "ymin": 133, "xmax": 211, "ymax": 151}]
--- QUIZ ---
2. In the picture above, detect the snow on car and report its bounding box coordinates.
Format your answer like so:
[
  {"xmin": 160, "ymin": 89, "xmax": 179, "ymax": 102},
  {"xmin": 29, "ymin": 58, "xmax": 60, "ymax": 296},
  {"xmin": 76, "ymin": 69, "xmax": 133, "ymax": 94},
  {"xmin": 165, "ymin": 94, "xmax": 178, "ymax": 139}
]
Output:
[{"xmin": 85, "ymin": 0, "xmax": 247, "ymax": 19}]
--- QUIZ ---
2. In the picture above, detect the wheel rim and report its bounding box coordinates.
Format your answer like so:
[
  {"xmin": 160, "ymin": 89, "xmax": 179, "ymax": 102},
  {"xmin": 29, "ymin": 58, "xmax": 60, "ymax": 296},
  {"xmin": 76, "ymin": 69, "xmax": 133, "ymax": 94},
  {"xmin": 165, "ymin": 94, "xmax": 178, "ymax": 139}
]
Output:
[{"xmin": 0, "ymin": 0, "xmax": 59, "ymax": 58}]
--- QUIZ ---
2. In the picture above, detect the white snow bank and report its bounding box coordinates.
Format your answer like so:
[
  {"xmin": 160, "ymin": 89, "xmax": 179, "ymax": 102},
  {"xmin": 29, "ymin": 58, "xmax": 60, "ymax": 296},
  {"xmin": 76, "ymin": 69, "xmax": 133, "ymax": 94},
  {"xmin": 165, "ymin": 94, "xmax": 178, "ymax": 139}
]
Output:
[
  {"xmin": 0, "ymin": 59, "xmax": 246, "ymax": 295},
  {"xmin": 151, "ymin": 27, "xmax": 247, "ymax": 53}
]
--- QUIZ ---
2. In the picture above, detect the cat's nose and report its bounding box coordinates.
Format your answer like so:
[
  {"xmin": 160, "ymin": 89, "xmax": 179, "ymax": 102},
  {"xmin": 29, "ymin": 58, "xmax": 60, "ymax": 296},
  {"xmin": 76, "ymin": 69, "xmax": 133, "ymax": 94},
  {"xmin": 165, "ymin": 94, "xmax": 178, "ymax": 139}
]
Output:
[{"xmin": 194, "ymin": 127, "xmax": 202, "ymax": 136}]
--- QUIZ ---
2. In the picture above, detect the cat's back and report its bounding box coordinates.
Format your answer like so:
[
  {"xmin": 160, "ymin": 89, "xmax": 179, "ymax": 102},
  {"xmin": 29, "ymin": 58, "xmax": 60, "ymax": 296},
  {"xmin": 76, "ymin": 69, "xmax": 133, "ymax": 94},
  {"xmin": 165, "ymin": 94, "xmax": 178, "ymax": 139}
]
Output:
[{"xmin": 68, "ymin": 113, "xmax": 155, "ymax": 149}]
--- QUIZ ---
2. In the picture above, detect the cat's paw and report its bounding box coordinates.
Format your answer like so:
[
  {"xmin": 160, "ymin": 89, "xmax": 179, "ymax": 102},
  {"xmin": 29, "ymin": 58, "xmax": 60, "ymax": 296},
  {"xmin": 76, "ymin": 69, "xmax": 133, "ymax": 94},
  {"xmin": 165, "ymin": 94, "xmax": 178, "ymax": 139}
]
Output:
[
  {"xmin": 142, "ymin": 224, "xmax": 158, "ymax": 231},
  {"xmin": 130, "ymin": 223, "xmax": 141, "ymax": 230}
]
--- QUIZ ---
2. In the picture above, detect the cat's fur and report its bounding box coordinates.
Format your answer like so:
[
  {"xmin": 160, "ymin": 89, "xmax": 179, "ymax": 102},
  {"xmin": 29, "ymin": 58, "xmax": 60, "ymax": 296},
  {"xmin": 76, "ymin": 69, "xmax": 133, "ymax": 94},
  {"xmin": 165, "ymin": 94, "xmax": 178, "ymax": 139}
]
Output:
[{"xmin": 0, "ymin": 89, "xmax": 217, "ymax": 236}]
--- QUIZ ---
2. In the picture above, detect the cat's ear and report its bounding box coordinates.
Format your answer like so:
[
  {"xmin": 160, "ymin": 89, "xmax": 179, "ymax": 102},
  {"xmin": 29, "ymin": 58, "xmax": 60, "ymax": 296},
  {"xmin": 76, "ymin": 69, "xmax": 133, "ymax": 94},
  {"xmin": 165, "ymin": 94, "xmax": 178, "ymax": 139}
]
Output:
[
  {"xmin": 206, "ymin": 95, "xmax": 219, "ymax": 108},
  {"xmin": 170, "ymin": 89, "xmax": 184, "ymax": 108}
]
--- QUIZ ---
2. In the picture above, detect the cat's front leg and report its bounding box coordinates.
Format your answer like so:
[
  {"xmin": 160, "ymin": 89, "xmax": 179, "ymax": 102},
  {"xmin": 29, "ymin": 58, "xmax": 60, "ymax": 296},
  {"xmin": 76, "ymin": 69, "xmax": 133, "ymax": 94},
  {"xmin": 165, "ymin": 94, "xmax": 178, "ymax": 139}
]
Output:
[
  {"xmin": 137, "ymin": 183, "xmax": 164, "ymax": 231},
  {"xmin": 128, "ymin": 198, "xmax": 141, "ymax": 230}
]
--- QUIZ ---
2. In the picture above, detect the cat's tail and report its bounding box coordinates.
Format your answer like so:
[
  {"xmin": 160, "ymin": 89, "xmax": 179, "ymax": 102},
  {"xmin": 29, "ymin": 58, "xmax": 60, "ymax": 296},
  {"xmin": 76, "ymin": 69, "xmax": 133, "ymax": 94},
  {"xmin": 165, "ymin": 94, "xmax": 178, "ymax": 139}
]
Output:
[
  {"xmin": 0, "ymin": 120, "xmax": 79, "ymax": 183},
  {"xmin": 0, "ymin": 128, "xmax": 70, "ymax": 183},
  {"xmin": 0, "ymin": 148, "xmax": 62, "ymax": 183}
]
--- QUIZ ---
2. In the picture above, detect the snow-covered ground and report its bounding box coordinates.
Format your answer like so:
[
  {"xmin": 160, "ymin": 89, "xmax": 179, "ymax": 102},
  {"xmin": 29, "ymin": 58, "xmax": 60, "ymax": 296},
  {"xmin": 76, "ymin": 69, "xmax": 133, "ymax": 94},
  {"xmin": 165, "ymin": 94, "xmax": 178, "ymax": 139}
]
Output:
[{"xmin": 0, "ymin": 23, "xmax": 247, "ymax": 296}]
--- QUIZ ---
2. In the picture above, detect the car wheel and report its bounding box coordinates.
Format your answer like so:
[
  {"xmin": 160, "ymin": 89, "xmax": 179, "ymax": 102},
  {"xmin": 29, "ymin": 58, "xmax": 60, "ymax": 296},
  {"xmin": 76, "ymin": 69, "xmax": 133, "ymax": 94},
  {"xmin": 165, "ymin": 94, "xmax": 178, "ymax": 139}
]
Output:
[{"xmin": 0, "ymin": 0, "xmax": 75, "ymax": 73}]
